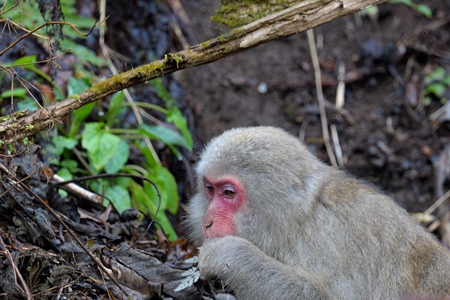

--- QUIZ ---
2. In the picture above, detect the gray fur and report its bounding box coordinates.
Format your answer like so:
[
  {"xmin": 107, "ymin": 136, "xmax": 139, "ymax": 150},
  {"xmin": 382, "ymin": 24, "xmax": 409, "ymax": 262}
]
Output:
[{"xmin": 185, "ymin": 126, "xmax": 450, "ymax": 299}]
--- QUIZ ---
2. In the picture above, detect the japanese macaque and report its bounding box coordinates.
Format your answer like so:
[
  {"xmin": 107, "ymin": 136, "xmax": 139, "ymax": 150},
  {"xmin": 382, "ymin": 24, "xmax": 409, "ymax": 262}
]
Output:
[{"xmin": 185, "ymin": 126, "xmax": 450, "ymax": 299}]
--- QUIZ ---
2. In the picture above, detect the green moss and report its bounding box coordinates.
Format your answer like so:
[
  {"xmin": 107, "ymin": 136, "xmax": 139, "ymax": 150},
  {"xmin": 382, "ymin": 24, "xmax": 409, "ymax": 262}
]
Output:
[
  {"xmin": 88, "ymin": 60, "xmax": 166, "ymax": 96},
  {"xmin": 141, "ymin": 60, "xmax": 165, "ymax": 77},
  {"xmin": 0, "ymin": 115, "xmax": 11, "ymax": 122},
  {"xmin": 201, "ymin": 40, "xmax": 211, "ymax": 49},
  {"xmin": 212, "ymin": 0, "xmax": 296, "ymax": 27},
  {"xmin": 217, "ymin": 33, "xmax": 232, "ymax": 43},
  {"xmin": 70, "ymin": 94, "xmax": 81, "ymax": 103},
  {"xmin": 149, "ymin": 60, "xmax": 166, "ymax": 77},
  {"xmin": 0, "ymin": 110, "xmax": 30, "ymax": 122},
  {"xmin": 25, "ymin": 124, "xmax": 35, "ymax": 131},
  {"xmin": 164, "ymin": 53, "xmax": 184, "ymax": 68}
]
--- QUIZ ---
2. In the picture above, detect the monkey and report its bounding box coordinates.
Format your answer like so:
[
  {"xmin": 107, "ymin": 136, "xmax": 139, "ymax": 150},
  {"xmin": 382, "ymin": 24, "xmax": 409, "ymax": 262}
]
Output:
[{"xmin": 185, "ymin": 126, "xmax": 450, "ymax": 300}]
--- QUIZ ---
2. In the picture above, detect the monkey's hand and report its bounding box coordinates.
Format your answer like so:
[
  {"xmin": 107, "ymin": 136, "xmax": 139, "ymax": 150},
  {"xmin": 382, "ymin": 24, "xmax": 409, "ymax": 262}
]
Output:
[{"xmin": 199, "ymin": 236, "xmax": 326, "ymax": 299}]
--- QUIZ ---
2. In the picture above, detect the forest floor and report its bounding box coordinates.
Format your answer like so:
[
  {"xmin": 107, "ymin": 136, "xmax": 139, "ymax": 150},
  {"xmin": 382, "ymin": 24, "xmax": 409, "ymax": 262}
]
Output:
[
  {"xmin": 180, "ymin": 0, "xmax": 450, "ymax": 213},
  {"xmin": 0, "ymin": 0, "xmax": 449, "ymax": 299}
]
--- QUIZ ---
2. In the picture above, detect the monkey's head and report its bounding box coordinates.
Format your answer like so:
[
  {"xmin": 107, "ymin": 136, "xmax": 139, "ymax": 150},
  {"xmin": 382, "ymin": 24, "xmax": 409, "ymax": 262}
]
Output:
[{"xmin": 186, "ymin": 127, "xmax": 326, "ymax": 254}]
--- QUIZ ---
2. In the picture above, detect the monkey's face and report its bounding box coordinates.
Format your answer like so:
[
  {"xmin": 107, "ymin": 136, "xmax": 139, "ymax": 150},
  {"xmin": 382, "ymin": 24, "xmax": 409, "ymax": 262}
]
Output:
[{"xmin": 201, "ymin": 175, "xmax": 245, "ymax": 239}]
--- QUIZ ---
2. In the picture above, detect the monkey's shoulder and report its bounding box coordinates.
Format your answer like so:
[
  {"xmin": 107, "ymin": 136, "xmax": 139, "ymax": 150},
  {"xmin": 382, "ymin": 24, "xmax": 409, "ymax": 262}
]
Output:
[{"xmin": 317, "ymin": 171, "xmax": 390, "ymax": 205}]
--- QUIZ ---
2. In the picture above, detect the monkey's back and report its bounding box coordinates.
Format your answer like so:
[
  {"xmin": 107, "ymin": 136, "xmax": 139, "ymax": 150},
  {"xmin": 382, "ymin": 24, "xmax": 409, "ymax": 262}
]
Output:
[{"xmin": 305, "ymin": 172, "xmax": 450, "ymax": 298}]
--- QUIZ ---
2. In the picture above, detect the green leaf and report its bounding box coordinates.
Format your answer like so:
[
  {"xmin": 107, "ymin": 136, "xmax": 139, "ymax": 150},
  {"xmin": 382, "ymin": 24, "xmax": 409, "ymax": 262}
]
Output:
[
  {"xmin": 105, "ymin": 91, "xmax": 125, "ymax": 126},
  {"xmin": 64, "ymin": 14, "xmax": 97, "ymax": 30},
  {"xmin": 60, "ymin": 159, "xmax": 78, "ymax": 173},
  {"xmin": 70, "ymin": 102, "xmax": 96, "ymax": 137},
  {"xmin": 13, "ymin": 56, "xmax": 37, "ymax": 65},
  {"xmin": 390, "ymin": 0, "xmax": 431, "ymax": 18},
  {"xmin": 89, "ymin": 178, "xmax": 110, "ymax": 195},
  {"xmin": 56, "ymin": 167, "xmax": 73, "ymax": 198},
  {"xmin": 442, "ymin": 75, "xmax": 450, "ymax": 86},
  {"xmin": 104, "ymin": 139, "xmax": 129, "ymax": 174},
  {"xmin": 130, "ymin": 180, "xmax": 158, "ymax": 213},
  {"xmin": 1, "ymin": 88, "xmax": 27, "ymax": 99},
  {"xmin": 60, "ymin": 0, "xmax": 78, "ymax": 16},
  {"xmin": 17, "ymin": 98, "xmax": 39, "ymax": 112},
  {"xmin": 361, "ymin": 6, "xmax": 379, "ymax": 17},
  {"xmin": 389, "ymin": 0, "xmax": 412, "ymax": 5},
  {"xmin": 67, "ymin": 76, "xmax": 90, "ymax": 95},
  {"xmin": 416, "ymin": 4, "xmax": 432, "ymax": 18},
  {"xmin": 129, "ymin": 180, "xmax": 178, "ymax": 240},
  {"xmin": 167, "ymin": 108, "xmax": 193, "ymax": 150},
  {"xmin": 139, "ymin": 124, "xmax": 190, "ymax": 150},
  {"xmin": 57, "ymin": 167, "xmax": 73, "ymax": 180},
  {"xmin": 425, "ymin": 68, "xmax": 446, "ymax": 84},
  {"xmin": 135, "ymin": 141, "xmax": 160, "ymax": 168},
  {"xmin": 154, "ymin": 211, "xmax": 178, "ymax": 240},
  {"xmin": 51, "ymin": 136, "xmax": 78, "ymax": 155},
  {"xmin": 6, "ymin": 2, "xmax": 43, "ymax": 35},
  {"xmin": 426, "ymin": 83, "xmax": 446, "ymax": 98},
  {"xmin": 105, "ymin": 185, "xmax": 131, "ymax": 213},
  {"xmin": 7, "ymin": 56, "xmax": 54, "ymax": 86},
  {"xmin": 149, "ymin": 79, "xmax": 194, "ymax": 150},
  {"xmin": 150, "ymin": 78, "xmax": 176, "ymax": 107},
  {"xmin": 81, "ymin": 123, "xmax": 121, "ymax": 172},
  {"xmin": 61, "ymin": 39, "xmax": 108, "ymax": 67},
  {"xmin": 145, "ymin": 165, "xmax": 179, "ymax": 214}
]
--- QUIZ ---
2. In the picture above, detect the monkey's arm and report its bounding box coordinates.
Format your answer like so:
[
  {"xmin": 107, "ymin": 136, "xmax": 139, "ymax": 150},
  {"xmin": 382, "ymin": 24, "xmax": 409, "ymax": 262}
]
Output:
[{"xmin": 199, "ymin": 236, "xmax": 327, "ymax": 300}]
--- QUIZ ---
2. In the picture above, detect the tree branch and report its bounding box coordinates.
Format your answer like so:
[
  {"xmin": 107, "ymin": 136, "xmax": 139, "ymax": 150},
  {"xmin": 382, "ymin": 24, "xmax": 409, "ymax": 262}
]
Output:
[{"xmin": 0, "ymin": 0, "xmax": 387, "ymax": 146}]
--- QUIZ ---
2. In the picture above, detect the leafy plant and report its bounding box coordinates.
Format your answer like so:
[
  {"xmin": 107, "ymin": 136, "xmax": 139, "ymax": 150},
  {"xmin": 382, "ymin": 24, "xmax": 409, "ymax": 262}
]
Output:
[
  {"xmin": 0, "ymin": 55, "xmax": 58, "ymax": 112},
  {"xmin": 0, "ymin": 0, "xmax": 106, "ymax": 114},
  {"xmin": 150, "ymin": 78, "xmax": 193, "ymax": 152},
  {"xmin": 2, "ymin": 0, "xmax": 191, "ymax": 240},
  {"xmin": 390, "ymin": 0, "xmax": 432, "ymax": 19},
  {"xmin": 423, "ymin": 67, "xmax": 450, "ymax": 106},
  {"xmin": 47, "ymin": 77, "xmax": 192, "ymax": 240},
  {"xmin": 2, "ymin": 0, "xmax": 106, "ymax": 67}
]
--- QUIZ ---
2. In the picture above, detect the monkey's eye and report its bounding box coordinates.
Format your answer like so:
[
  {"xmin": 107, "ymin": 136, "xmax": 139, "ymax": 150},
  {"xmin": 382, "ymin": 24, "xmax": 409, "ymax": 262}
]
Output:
[
  {"xmin": 223, "ymin": 189, "xmax": 236, "ymax": 198},
  {"xmin": 205, "ymin": 184, "xmax": 214, "ymax": 195}
]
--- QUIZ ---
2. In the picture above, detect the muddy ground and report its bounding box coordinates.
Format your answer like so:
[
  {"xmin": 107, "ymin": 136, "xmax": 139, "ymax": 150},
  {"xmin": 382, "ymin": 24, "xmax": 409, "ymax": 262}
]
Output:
[{"xmin": 179, "ymin": 0, "xmax": 450, "ymax": 213}]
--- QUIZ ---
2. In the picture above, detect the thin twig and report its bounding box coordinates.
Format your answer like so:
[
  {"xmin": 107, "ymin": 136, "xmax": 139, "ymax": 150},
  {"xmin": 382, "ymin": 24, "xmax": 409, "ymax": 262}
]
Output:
[
  {"xmin": 53, "ymin": 173, "xmax": 162, "ymax": 257},
  {"xmin": 52, "ymin": 174, "xmax": 102, "ymax": 204},
  {"xmin": 423, "ymin": 189, "xmax": 450, "ymax": 216},
  {"xmin": 0, "ymin": 20, "xmax": 101, "ymax": 56},
  {"xmin": 167, "ymin": 0, "xmax": 222, "ymax": 81},
  {"xmin": 330, "ymin": 125, "xmax": 344, "ymax": 167},
  {"xmin": 335, "ymin": 61, "xmax": 346, "ymax": 110},
  {"xmin": 0, "ymin": 18, "xmax": 48, "ymax": 40},
  {"xmin": 0, "ymin": 230, "xmax": 32, "ymax": 300},
  {"xmin": 0, "ymin": 165, "xmax": 132, "ymax": 298},
  {"xmin": 306, "ymin": 29, "xmax": 338, "ymax": 168}
]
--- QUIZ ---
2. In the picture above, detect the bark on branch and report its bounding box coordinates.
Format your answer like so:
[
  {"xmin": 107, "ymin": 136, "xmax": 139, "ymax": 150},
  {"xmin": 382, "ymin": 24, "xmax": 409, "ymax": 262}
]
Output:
[{"xmin": 0, "ymin": 0, "xmax": 387, "ymax": 146}]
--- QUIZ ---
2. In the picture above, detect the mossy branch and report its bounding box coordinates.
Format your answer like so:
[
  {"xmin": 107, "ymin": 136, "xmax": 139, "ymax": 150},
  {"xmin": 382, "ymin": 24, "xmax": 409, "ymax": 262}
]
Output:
[{"xmin": 0, "ymin": 0, "xmax": 387, "ymax": 146}]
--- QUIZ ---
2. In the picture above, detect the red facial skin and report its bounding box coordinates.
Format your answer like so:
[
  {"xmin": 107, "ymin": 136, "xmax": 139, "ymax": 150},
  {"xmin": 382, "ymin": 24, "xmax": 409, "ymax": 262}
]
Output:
[{"xmin": 202, "ymin": 176, "xmax": 245, "ymax": 239}]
